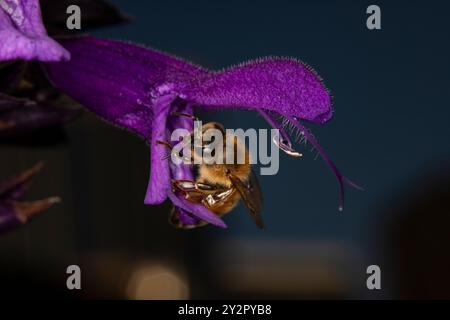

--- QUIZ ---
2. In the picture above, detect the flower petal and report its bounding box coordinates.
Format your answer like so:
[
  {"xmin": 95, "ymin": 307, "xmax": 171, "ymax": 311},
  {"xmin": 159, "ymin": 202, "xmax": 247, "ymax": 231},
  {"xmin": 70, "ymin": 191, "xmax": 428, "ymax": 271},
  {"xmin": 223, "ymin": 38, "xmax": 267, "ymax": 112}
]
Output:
[
  {"xmin": 144, "ymin": 95, "xmax": 174, "ymax": 205},
  {"xmin": 44, "ymin": 36, "xmax": 206, "ymax": 139},
  {"xmin": 170, "ymin": 207, "xmax": 203, "ymax": 228},
  {"xmin": 184, "ymin": 57, "xmax": 332, "ymax": 123},
  {"xmin": 168, "ymin": 191, "xmax": 227, "ymax": 228},
  {"xmin": 0, "ymin": 0, "xmax": 70, "ymax": 61}
]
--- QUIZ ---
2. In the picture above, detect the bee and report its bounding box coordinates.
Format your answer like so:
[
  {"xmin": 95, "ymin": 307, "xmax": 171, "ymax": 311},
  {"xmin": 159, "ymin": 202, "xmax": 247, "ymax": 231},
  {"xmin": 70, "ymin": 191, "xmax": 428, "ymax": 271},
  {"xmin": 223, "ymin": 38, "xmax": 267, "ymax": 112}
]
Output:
[{"xmin": 158, "ymin": 114, "xmax": 264, "ymax": 229}]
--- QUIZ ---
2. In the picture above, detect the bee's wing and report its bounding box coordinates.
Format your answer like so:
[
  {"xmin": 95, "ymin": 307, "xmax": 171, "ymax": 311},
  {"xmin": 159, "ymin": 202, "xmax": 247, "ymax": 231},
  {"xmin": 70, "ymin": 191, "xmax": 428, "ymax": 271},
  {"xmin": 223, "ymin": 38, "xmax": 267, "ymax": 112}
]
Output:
[{"xmin": 228, "ymin": 171, "xmax": 264, "ymax": 229}]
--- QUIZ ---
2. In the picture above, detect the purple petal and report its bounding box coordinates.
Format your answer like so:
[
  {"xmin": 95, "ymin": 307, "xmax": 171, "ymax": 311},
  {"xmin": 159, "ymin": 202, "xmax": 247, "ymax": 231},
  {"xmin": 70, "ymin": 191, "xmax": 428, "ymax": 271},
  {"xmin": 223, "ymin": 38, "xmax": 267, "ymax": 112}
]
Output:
[
  {"xmin": 44, "ymin": 36, "xmax": 206, "ymax": 139},
  {"xmin": 0, "ymin": 0, "xmax": 70, "ymax": 61},
  {"xmin": 168, "ymin": 191, "xmax": 227, "ymax": 228},
  {"xmin": 184, "ymin": 57, "xmax": 332, "ymax": 123},
  {"xmin": 170, "ymin": 207, "xmax": 203, "ymax": 227},
  {"xmin": 144, "ymin": 95, "xmax": 174, "ymax": 205}
]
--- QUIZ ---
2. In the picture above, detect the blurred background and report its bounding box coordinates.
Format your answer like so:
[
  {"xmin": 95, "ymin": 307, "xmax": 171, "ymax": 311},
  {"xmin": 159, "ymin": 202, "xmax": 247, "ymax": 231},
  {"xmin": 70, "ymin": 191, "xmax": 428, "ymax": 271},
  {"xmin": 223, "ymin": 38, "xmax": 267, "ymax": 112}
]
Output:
[{"xmin": 1, "ymin": 0, "xmax": 450, "ymax": 299}]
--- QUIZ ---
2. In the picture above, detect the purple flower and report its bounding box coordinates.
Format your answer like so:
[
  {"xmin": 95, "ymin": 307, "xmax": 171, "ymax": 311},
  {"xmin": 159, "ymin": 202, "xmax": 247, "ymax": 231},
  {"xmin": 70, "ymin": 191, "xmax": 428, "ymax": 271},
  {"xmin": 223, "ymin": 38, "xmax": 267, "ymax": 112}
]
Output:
[
  {"xmin": 0, "ymin": 163, "xmax": 60, "ymax": 234},
  {"xmin": 44, "ymin": 36, "xmax": 359, "ymax": 228},
  {"xmin": 0, "ymin": 0, "xmax": 126, "ymax": 139},
  {"xmin": 0, "ymin": 0, "xmax": 128, "ymax": 62},
  {"xmin": 0, "ymin": 0, "xmax": 70, "ymax": 61}
]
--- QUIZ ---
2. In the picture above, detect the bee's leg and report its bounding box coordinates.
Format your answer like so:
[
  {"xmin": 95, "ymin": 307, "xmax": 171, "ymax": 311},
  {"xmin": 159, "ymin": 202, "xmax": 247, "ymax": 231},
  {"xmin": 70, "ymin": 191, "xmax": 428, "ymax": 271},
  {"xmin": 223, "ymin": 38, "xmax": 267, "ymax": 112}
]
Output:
[
  {"xmin": 172, "ymin": 179, "xmax": 196, "ymax": 192},
  {"xmin": 156, "ymin": 140, "xmax": 173, "ymax": 150},
  {"xmin": 172, "ymin": 180, "xmax": 205, "ymax": 203},
  {"xmin": 156, "ymin": 140, "xmax": 175, "ymax": 161},
  {"xmin": 172, "ymin": 180, "xmax": 219, "ymax": 203},
  {"xmin": 172, "ymin": 180, "xmax": 216, "ymax": 193},
  {"xmin": 156, "ymin": 140, "xmax": 193, "ymax": 162}
]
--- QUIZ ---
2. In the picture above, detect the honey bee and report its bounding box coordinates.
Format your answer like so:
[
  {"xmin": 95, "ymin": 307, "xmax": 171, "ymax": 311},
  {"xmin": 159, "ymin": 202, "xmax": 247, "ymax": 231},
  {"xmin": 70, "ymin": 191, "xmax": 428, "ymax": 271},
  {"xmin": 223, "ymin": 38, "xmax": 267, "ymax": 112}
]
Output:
[{"xmin": 158, "ymin": 114, "xmax": 263, "ymax": 229}]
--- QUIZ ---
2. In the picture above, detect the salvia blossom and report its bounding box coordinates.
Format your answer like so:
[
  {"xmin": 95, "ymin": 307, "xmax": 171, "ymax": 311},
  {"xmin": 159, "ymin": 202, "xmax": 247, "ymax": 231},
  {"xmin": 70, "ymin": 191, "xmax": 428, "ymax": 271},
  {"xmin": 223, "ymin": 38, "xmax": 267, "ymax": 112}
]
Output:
[
  {"xmin": 0, "ymin": 0, "xmax": 127, "ymax": 61},
  {"xmin": 1, "ymin": 0, "xmax": 359, "ymax": 229},
  {"xmin": 0, "ymin": 163, "xmax": 60, "ymax": 234},
  {"xmin": 0, "ymin": 0, "xmax": 69, "ymax": 61},
  {"xmin": 43, "ymin": 37, "xmax": 360, "ymax": 228}
]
